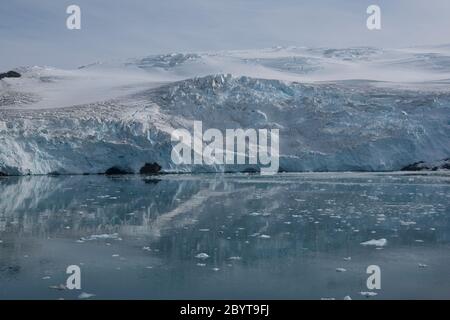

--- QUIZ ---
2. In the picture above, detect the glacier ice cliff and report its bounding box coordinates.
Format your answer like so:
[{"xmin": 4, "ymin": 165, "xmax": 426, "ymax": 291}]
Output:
[{"xmin": 1, "ymin": 47, "xmax": 450, "ymax": 175}]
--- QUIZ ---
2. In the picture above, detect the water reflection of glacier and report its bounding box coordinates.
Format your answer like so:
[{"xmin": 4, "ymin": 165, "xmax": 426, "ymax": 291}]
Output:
[{"xmin": 0, "ymin": 173, "xmax": 449, "ymax": 299}]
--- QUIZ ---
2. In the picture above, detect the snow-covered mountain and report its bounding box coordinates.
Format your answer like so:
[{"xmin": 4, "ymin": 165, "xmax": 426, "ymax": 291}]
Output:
[{"xmin": 1, "ymin": 46, "xmax": 450, "ymax": 175}]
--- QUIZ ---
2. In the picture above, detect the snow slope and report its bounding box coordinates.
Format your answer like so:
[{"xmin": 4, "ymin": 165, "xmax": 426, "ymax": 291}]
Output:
[{"xmin": 1, "ymin": 46, "xmax": 450, "ymax": 175}]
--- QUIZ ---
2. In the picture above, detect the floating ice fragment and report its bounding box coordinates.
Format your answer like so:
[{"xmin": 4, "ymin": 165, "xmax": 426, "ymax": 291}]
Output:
[
  {"xmin": 344, "ymin": 296, "xmax": 352, "ymax": 300},
  {"xmin": 195, "ymin": 253, "xmax": 210, "ymax": 259},
  {"xmin": 360, "ymin": 239, "xmax": 387, "ymax": 247},
  {"xmin": 259, "ymin": 234, "xmax": 271, "ymax": 239},
  {"xmin": 228, "ymin": 256, "xmax": 242, "ymax": 260},
  {"xmin": 360, "ymin": 291, "xmax": 378, "ymax": 297},
  {"xmin": 78, "ymin": 292, "xmax": 95, "ymax": 299},
  {"xmin": 343, "ymin": 257, "xmax": 351, "ymax": 261},
  {"xmin": 336, "ymin": 268, "xmax": 347, "ymax": 272},
  {"xmin": 419, "ymin": 264, "xmax": 428, "ymax": 268},
  {"xmin": 81, "ymin": 233, "xmax": 120, "ymax": 241},
  {"xmin": 49, "ymin": 284, "xmax": 66, "ymax": 290}
]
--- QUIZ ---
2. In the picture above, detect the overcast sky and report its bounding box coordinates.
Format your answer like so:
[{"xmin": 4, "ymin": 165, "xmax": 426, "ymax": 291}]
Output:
[{"xmin": 1, "ymin": 0, "xmax": 450, "ymax": 70}]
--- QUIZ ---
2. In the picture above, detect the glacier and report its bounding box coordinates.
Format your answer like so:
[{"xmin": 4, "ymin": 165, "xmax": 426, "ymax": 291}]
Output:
[{"xmin": 1, "ymin": 46, "xmax": 450, "ymax": 175}]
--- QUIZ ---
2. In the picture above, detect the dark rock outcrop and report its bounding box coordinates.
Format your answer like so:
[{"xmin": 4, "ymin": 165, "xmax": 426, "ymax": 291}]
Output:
[
  {"xmin": 0, "ymin": 71, "xmax": 21, "ymax": 80},
  {"xmin": 401, "ymin": 158, "xmax": 450, "ymax": 171},
  {"xmin": 139, "ymin": 162, "xmax": 162, "ymax": 175},
  {"xmin": 0, "ymin": 172, "xmax": 7, "ymax": 176},
  {"xmin": 401, "ymin": 161, "xmax": 426, "ymax": 171},
  {"xmin": 104, "ymin": 166, "xmax": 132, "ymax": 175}
]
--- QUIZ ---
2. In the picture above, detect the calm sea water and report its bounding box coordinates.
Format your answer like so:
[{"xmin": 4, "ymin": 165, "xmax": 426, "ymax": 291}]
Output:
[{"xmin": 0, "ymin": 172, "xmax": 449, "ymax": 300}]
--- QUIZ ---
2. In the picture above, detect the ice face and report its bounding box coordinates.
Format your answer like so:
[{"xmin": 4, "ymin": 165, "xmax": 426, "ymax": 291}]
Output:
[{"xmin": 1, "ymin": 47, "xmax": 450, "ymax": 175}]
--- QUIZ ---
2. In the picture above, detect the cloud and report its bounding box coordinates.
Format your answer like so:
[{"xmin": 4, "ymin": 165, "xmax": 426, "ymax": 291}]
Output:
[{"xmin": 1, "ymin": 0, "xmax": 450, "ymax": 69}]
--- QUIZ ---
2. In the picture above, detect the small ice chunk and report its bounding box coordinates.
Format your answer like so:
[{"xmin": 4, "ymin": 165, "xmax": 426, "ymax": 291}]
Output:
[
  {"xmin": 49, "ymin": 284, "xmax": 66, "ymax": 290},
  {"xmin": 343, "ymin": 257, "xmax": 351, "ymax": 261},
  {"xmin": 81, "ymin": 233, "xmax": 120, "ymax": 241},
  {"xmin": 344, "ymin": 296, "xmax": 352, "ymax": 300},
  {"xmin": 78, "ymin": 292, "xmax": 95, "ymax": 299},
  {"xmin": 228, "ymin": 256, "xmax": 242, "ymax": 260},
  {"xmin": 360, "ymin": 291, "xmax": 378, "ymax": 297},
  {"xmin": 259, "ymin": 234, "xmax": 271, "ymax": 239},
  {"xmin": 195, "ymin": 253, "xmax": 210, "ymax": 259},
  {"xmin": 360, "ymin": 239, "xmax": 387, "ymax": 247},
  {"xmin": 419, "ymin": 263, "xmax": 428, "ymax": 268},
  {"xmin": 336, "ymin": 268, "xmax": 347, "ymax": 272}
]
